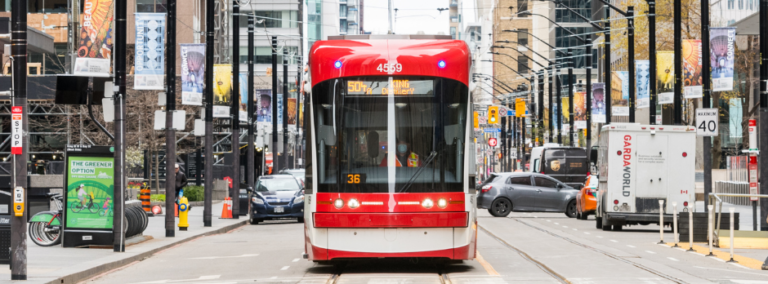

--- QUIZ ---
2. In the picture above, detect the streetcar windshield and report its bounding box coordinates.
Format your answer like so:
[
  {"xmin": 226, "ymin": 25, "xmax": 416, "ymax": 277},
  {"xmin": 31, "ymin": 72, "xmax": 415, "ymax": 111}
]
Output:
[{"xmin": 312, "ymin": 77, "xmax": 468, "ymax": 193}]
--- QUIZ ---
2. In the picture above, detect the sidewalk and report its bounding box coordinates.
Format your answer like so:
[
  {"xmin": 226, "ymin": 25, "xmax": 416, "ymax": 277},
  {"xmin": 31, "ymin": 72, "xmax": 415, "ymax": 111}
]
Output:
[
  {"xmin": 691, "ymin": 201, "xmax": 768, "ymax": 269},
  {"xmin": 1, "ymin": 201, "xmax": 247, "ymax": 284}
]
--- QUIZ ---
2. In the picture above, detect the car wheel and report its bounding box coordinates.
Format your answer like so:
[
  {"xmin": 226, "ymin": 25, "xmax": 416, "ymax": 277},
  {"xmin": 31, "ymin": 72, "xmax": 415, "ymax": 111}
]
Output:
[
  {"xmin": 564, "ymin": 200, "xmax": 577, "ymax": 218},
  {"xmin": 249, "ymin": 218, "xmax": 261, "ymax": 225},
  {"xmin": 297, "ymin": 217, "xmax": 305, "ymax": 223},
  {"xmin": 489, "ymin": 198, "xmax": 512, "ymax": 217}
]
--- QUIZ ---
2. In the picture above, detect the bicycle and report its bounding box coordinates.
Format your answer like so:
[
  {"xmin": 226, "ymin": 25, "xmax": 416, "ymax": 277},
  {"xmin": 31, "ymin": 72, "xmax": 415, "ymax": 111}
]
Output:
[
  {"xmin": 71, "ymin": 195, "xmax": 99, "ymax": 214},
  {"xmin": 29, "ymin": 193, "xmax": 63, "ymax": 246},
  {"xmin": 98, "ymin": 205, "xmax": 113, "ymax": 217}
]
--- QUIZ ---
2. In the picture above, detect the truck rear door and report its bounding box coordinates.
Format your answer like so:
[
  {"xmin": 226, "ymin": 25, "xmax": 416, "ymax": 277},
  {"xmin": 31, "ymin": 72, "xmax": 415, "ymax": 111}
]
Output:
[{"xmin": 635, "ymin": 134, "xmax": 668, "ymax": 213}]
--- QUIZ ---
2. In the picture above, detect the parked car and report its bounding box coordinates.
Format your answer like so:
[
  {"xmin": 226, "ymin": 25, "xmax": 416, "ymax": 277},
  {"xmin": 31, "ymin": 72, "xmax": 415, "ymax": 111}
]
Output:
[
  {"xmin": 477, "ymin": 172, "xmax": 579, "ymax": 218},
  {"xmin": 248, "ymin": 174, "xmax": 305, "ymax": 224},
  {"xmin": 576, "ymin": 175, "xmax": 598, "ymax": 220},
  {"xmin": 539, "ymin": 147, "xmax": 589, "ymax": 188}
]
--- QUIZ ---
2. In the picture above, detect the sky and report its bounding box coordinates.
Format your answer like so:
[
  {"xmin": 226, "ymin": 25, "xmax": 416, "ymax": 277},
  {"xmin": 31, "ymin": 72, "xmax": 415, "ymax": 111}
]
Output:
[{"xmin": 363, "ymin": 0, "xmax": 477, "ymax": 35}]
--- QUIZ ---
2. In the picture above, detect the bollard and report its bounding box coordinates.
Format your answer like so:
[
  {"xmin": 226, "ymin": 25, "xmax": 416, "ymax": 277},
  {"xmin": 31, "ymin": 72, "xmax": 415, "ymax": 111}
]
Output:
[
  {"xmin": 728, "ymin": 207, "xmax": 736, "ymax": 262},
  {"xmin": 673, "ymin": 202, "xmax": 678, "ymax": 247},
  {"xmin": 658, "ymin": 200, "xmax": 665, "ymax": 244},
  {"xmin": 688, "ymin": 205, "xmax": 694, "ymax": 251},
  {"xmin": 708, "ymin": 204, "xmax": 714, "ymax": 256},
  {"xmin": 178, "ymin": 196, "xmax": 189, "ymax": 231}
]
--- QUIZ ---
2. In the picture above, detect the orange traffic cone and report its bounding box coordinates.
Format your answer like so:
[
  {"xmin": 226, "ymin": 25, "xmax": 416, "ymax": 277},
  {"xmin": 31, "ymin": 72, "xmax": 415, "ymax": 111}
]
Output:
[
  {"xmin": 220, "ymin": 197, "xmax": 233, "ymax": 219},
  {"xmin": 175, "ymin": 204, "xmax": 179, "ymax": 217}
]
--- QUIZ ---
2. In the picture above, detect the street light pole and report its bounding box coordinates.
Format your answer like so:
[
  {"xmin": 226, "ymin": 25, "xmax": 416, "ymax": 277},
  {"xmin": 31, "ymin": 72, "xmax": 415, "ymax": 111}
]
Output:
[
  {"xmin": 10, "ymin": 0, "xmax": 28, "ymax": 277},
  {"xmin": 673, "ymin": 0, "xmax": 682, "ymax": 125},
  {"xmin": 538, "ymin": 70, "xmax": 544, "ymax": 146},
  {"xmin": 231, "ymin": 0, "xmax": 241, "ymax": 218},
  {"xmin": 247, "ymin": 16, "xmax": 255, "ymax": 195},
  {"xmin": 113, "ymin": 0, "xmax": 127, "ymax": 252},
  {"xmin": 701, "ymin": 0, "xmax": 711, "ymax": 212},
  {"xmin": 567, "ymin": 50, "xmax": 574, "ymax": 146},
  {"xmin": 759, "ymin": 0, "xmax": 768, "ymax": 229},
  {"xmin": 556, "ymin": 69, "xmax": 563, "ymax": 144},
  {"xmin": 271, "ymin": 37, "xmax": 278, "ymax": 174},
  {"xmin": 283, "ymin": 48, "xmax": 289, "ymax": 171},
  {"xmin": 203, "ymin": 0, "xmax": 214, "ymax": 227},
  {"xmin": 164, "ymin": 0, "xmax": 177, "ymax": 237},
  {"xmin": 585, "ymin": 35, "xmax": 593, "ymax": 151},
  {"xmin": 604, "ymin": 7, "xmax": 612, "ymax": 124},
  {"xmin": 649, "ymin": 0, "xmax": 657, "ymax": 125},
  {"xmin": 627, "ymin": 6, "xmax": 636, "ymax": 123},
  {"xmin": 549, "ymin": 62, "xmax": 554, "ymax": 142}
]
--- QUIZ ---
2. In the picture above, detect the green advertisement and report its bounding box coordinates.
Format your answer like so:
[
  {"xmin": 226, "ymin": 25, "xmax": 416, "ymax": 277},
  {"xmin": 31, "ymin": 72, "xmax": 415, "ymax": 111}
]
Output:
[{"xmin": 66, "ymin": 156, "xmax": 114, "ymax": 230}]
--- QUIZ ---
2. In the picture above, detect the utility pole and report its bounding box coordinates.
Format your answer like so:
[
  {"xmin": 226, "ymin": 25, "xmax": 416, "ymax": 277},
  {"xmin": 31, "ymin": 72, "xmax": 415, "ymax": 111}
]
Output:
[
  {"xmin": 113, "ymin": 0, "xmax": 127, "ymax": 252},
  {"xmin": 231, "ymin": 0, "xmax": 241, "ymax": 218},
  {"xmin": 548, "ymin": 62, "xmax": 553, "ymax": 142},
  {"xmin": 271, "ymin": 36, "xmax": 279, "ymax": 173},
  {"xmin": 501, "ymin": 103, "xmax": 507, "ymax": 171},
  {"xmin": 673, "ymin": 0, "xmax": 682, "ymax": 125},
  {"xmin": 585, "ymin": 35, "xmax": 593, "ymax": 151},
  {"xmin": 568, "ymin": 49, "xmax": 576, "ymax": 147},
  {"xmin": 164, "ymin": 0, "xmax": 177, "ymax": 237},
  {"xmin": 247, "ymin": 16, "xmax": 255, "ymax": 194},
  {"xmin": 701, "ymin": 0, "xmax": 711, "ymax": 212},
  {"xmin": 283, "ymin": 48, "xmax": 289, "ymax": 172},
  {"xmin": 203, "ymin": 0, "xmax": 214, "ymax": 227},
  {"xmin": 556, "ymin": 72, "xmax": 562, "ymax": 144},
  {"xmin": 759, "ymin": 0, "xmax": 768, "ymax": 230},
  {"xmin": 604, "ymin": 7, "xmax": 612, "ymax": 124},
  {"xmin": 649, "ymin": 0, "xmax": 657, "ymax": 125},
  {"xmin": 627, "ymin": 6, "xmax": 635, "ymax": 123},
  {"xmin": 538, "ymin": 70, "xmax": 544, "ymax": 147},
  {"xmin": 10, "ymin": 0, "xmax": 28, "ymax": 277}
]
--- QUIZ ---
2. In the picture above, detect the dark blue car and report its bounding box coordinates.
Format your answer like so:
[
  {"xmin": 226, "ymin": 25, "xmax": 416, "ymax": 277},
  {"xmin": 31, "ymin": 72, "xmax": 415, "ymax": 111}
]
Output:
[{"xmin": 248, "ymin": 174, "xmax": 304, "ymax": 225}]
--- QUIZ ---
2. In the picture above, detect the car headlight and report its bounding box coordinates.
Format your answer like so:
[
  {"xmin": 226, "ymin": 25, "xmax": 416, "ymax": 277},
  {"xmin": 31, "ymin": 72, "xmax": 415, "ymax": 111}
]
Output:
[
  {"xmin": 252, "ymin": 197, "xmax": 264, "ymax": 204},
  {"xmin": 294, "ymin": 195, "xmax": 305, "ymax": 204}
]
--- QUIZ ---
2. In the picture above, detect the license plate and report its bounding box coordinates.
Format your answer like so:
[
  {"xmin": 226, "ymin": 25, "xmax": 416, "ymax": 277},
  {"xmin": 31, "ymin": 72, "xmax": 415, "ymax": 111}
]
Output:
[{"xmin": 274, "ymin": 207, "xmax": 284, "ymax": 213}]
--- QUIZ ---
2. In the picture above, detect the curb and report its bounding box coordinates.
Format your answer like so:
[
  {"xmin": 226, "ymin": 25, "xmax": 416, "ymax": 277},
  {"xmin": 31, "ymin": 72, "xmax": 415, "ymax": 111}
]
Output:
[
  {"xmin": 47, "ymin": 220, "xmax": 248, "ymax": 284},
  {"xmin": 663, "ymin": 242, "xmax": 767, "ymax": 270}
]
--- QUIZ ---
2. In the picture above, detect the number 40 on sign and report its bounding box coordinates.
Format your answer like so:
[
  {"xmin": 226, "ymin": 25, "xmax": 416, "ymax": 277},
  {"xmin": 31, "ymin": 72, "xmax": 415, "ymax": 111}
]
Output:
[{"xmin": 695, "ymin": 108, "xmax": 718, "ymax": 137}]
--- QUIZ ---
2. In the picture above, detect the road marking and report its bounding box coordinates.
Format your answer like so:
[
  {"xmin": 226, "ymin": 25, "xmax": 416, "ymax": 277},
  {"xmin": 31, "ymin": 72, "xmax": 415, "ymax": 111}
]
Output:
[
  {"xmin": 627, "ymin": 245, "xmax": 636, "ymax": 248},
  {"xmin": 292, "ymin": 258, "xmax": 300, "ymax": 262},
  {"xmin": 190, "ymin": 254, "xmax": 259, "ymax": 260},
  {"xmin": 645, "ymin": 250, "xmax": 656, "ymax": 254},
  {"xmin": 668, "ymin": 257, "xmax": 679, "ymax": 262},
  {"xmin": 281, "ymin": 266, "xmax": 290, "ymax": 270},
  {"xmin": 135, "ymin": 275, "xmax": 221, "ymax": 284},
  {"xmin": 711, "ymin": 257, "xmax": 726, "ymax": 262},
  {"xmin": 610, "ymin": 239, "xmax": 618, "ymax": 243},
  {"xmin": 694, "ymin": 266, "xmax": 768, "ymax": 276},
  {"xmin": 476, "ymin": 252, "xmax": 501, "ymax": 276}
]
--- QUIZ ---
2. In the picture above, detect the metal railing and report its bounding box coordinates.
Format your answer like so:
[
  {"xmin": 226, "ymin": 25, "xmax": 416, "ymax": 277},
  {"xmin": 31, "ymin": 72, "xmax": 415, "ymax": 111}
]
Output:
[
  {"xmin": 707, "ymin": 193, "xmax": 767, "ymax": 244},
  {"xmin": 714, "ymin": 181, "xmax": 755, "ymax": 206}
]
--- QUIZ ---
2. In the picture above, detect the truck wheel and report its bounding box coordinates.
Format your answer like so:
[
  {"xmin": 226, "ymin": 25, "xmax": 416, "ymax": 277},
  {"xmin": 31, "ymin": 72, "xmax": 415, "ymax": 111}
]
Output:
[
  {"xmin": 601, "ymin": 217, "xmax": 612, "ymax": 231},
  {"xmin": 564, "ymin": 200, "xmax": 577, "ymax": 218},
  {"xmin": 612, "ymin": 225, "xmax": 623, "ymax": 231},
  {"xmin": 596, "ymin": 217, "xmax": 603, "ymax": 229}
]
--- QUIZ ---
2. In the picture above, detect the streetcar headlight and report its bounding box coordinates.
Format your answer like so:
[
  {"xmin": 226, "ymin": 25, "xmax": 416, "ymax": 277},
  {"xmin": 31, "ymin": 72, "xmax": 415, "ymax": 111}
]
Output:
[
  {"xmin": 347, "ymin": 198, "xmax": 360, "ymax": 209},
  {"xmin": 422, "ymin": 198, "xmax": 434, "ymax": 209},
  {"xmin": 437, "ymin": 198, "xmax": 447, "ymax": 209},
  {"xmin": 334, "ymin": 199, "xmax": 344, "ymax": 209},
  {"xmin": 252, "ymin": 197, "xmax": 264, "ymax": 205}
]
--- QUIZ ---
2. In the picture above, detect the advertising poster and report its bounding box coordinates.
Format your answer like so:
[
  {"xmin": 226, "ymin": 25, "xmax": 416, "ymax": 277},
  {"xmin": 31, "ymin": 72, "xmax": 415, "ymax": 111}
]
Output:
[
  {"xmin": 66, "ymin": 156, "xmax": 114, "ymax": 229},
  {"xmin": 134, "ymin": 13, "xmax": 165, "ymax": 90},
  {"xmin": 574, "ymin": 91, "xmax": 587, "ymax": 129},
  {"xmin": 611, "ymin": 71, "xmax": 629, "ymax": 116},
  {"xmin": 74, "ymin": 0, "xmax": 114, "ymax": 76},
  {"xmin": 657, "ymin": 51, "xmax": 675, "ymax": 104},
  {"xmin": 256, "ymin": 89, "xmax": 272, "ymax": 129},
  {"xmin": 710, "ymin": 28, "xmax": 735, "ymax": 92},
  {"xmin": 636, "ymin": 60, "xmax": 650, "ymax": 108},
  {"xmin": 181, "ymin": 44, "xmax": 205, "ymax": 105},
  {"xmin": 592, "ymin": 83, "xmax": 606, "ymax": 123},
  {"xmin": 287, "ymin": 98, "xmax": 297, "ymax": 131},
  {"xmin": 298, "ymin": 103, "xmax": 304, "ymax": 128},
  {"xmin": 238, "ymin": 73, "xmax": 248, "ymax": 122},
  {"xmin": 683, "ymin": 39, "xmax": 703, "ymax": 98},
  {"xmin": 277, "ymin": 94, "xmax": 284, "ymax": 126},
  {"xmin": 213, "ymin": 65, "xmax": 232, "ymax": 118},
  {"xmin": 561, "ymin": 97, "xmax": 570, "ymax": 124}
]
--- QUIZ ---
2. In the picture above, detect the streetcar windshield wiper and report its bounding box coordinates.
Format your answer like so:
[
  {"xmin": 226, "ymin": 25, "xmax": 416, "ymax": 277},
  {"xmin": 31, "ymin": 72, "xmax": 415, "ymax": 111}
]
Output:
[{"xmin": 398, "ymin": 151, "xmax": 438, "ymax": 193}]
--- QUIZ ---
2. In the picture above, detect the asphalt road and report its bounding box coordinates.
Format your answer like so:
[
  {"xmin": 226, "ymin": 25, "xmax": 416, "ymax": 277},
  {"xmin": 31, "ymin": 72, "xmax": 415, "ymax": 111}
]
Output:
[{"xmin": 83, "ymin": 211, "xmax": 768, "ymax": 284}]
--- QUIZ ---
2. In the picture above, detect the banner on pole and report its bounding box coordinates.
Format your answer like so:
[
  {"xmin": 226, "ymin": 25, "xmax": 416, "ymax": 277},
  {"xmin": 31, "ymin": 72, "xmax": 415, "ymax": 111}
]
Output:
[
  {"xmin": 561, "ymin": 97, "xmax": 570, "ymax": 125},
  {"xmin": 134, "ymin": 13, "xmax": 165, "ymax": 90},
  {"xmin": 636, "ymin": 60, "xmax": 650, "ymax": 108},
  {"xmin": 683, "ymin": 39, "xmax": 703, "ymax": 98},
  {"xmin": 213, "ymin": 65, "xmax": 232, "ymax": 118},
  {"xmin": 710, "ymin": 28, "xmax": 735, "ymax": 92},
  {"xmin": 256, "ymin": 89, "xmax": 273, "ymax": 129},
  {"xmin": 592, "ymin": 83, "xmax": 606, "ymax": 123},
  {"xmin": 287, "ymin": 98, "xmax": 297, "ymax": 127},
  {"xmin": 238, "ymin": 73, "xmax": 248, "ymax": 122},
  {"xmin": 574, "ymin": 91, "xmax": 587, "ymax": 129},
  {"xmin": 657, "ymin": 51, "xmax": 675, "ymax": 104},
  {"xmin": 611, "ymin": 71, "xmax": 629, "ymax": 116},
  {"xmin": 74, "ymin": 0, "xmax": 114, "ymax": 76},
  {"xmin": 180, "ymin": 44, "xmax": 205, "ymax": 105}
]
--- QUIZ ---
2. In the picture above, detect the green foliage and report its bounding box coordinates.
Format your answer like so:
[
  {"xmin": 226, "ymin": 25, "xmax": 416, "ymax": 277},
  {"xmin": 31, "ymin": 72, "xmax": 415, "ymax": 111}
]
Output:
[
  {"xmin": 183, "ymin": 185, "xmax": 204, "ymax": 202},
  {"xmin": 150, "ymin": 194, "xmax": 165, "ymax": 202}
]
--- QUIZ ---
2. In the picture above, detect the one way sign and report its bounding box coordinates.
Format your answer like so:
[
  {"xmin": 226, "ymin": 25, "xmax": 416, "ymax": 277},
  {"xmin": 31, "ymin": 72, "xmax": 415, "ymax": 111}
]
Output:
[{"xmin": 11, "ymin": 106, "xmax": 22, "ymax": 155}]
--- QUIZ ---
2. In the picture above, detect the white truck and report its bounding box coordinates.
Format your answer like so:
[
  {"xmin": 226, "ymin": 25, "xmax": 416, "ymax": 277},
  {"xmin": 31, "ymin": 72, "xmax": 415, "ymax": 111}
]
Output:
[{"xmin": 594, "ymin": 123, "xmax": 696, "ymax": 231}]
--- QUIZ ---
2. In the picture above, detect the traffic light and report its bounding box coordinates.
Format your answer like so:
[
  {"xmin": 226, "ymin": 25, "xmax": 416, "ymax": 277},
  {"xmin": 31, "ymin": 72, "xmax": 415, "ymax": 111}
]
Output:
[{"xmin": 487, "ymin": 106, "xmax": 499, "ymax": 124}]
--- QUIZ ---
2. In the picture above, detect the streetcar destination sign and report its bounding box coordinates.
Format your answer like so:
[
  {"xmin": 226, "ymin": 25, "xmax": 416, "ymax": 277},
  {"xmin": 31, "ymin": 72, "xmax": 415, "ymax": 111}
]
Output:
[{"xmin": 347, "ymin": 79, "xmax": 434, "ymax": 96}]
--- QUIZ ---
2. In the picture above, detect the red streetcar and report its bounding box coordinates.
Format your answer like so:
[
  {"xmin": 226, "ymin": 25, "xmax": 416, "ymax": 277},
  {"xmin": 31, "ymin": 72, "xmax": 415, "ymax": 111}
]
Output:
[{"xmin": 303, "ymin": 35, "xmax": 477, "ymax": 262}]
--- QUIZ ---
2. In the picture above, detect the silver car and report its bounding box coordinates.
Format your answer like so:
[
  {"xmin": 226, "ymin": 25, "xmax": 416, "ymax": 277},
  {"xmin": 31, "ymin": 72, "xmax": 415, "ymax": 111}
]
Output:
[{"xmin": 476, "ymin": 172, "xmax": 580, "ymax": 218}]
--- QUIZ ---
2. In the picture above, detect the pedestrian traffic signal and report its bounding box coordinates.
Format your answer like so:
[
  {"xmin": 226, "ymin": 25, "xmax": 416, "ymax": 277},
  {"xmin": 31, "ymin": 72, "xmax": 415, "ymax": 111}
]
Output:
[{"xmin": 488, "ymin": 106, "xmax": 499, "ymax": 124}]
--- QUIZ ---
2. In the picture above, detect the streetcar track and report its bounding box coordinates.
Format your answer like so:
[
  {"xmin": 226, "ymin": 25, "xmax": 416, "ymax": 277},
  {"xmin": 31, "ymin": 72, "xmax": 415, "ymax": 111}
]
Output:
[
  {"xmin": 478, "ymin": 225, "xmax": 570, "ymax": 284},
  {"xmin": 513, "ymin": 218, "xmax": 687, "ymax": 284}
]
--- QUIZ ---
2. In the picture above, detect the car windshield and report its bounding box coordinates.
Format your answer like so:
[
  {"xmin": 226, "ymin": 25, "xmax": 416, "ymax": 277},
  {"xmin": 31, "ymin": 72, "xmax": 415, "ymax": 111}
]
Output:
[
  {"xmin": 256, "ymin": 178, "xmax": 300, "ymax": 192},
  {"xmin": 312, "ymin": 77, "xmax": 468, "ymax": 193}
]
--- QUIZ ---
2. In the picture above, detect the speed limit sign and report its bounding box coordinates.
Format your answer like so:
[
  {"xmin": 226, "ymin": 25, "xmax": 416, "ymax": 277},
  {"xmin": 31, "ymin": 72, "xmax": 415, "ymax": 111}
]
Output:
[{"xmin": 695, "ymin": 108, "xmax": 718, "ymax": 136}]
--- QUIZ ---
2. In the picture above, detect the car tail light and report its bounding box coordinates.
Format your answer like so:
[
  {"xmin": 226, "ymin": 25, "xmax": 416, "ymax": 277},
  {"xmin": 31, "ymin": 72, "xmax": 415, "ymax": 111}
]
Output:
[
  {"xmin": 587, "ymin": 189, "xmax": 596, "ymax": 195},
  {"xmin": 481, "ymin": 185, "xmax": 492, "ymax": 193},
  {"xmin": 613, "ymin": 199, "xmax": 619, "ymax": 205}
]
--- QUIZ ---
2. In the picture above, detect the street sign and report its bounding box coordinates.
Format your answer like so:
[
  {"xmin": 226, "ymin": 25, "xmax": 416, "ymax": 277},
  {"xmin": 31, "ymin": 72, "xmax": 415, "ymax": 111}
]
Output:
[
  {"xmin": 488, "ymin": 138, "xmax": 497, "ymax": 147},
  {"xmin": 515, "ymin": 98, "xmax": 526, "ymax": 117},
  {"xmin": 695, "ymin": 108, "xmax": 718, "ymax": 136},
  {"xmin": 11, "ymin": 106, "xmax": 21, "ymax": 155},
  {"xmin": 749, "ymin": 156, "xmax": 758, "ymax": 201},
  {"xmin": 483, "ymin": 128, "xmax": 500, "ymax": 133}
]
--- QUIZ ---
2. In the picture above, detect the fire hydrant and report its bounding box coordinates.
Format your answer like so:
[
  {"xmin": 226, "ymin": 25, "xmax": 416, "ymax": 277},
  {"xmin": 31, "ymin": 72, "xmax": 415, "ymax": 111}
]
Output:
[{"xmin": 178, "ymin": 196, "xmax": 189, "ymax": 231}]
